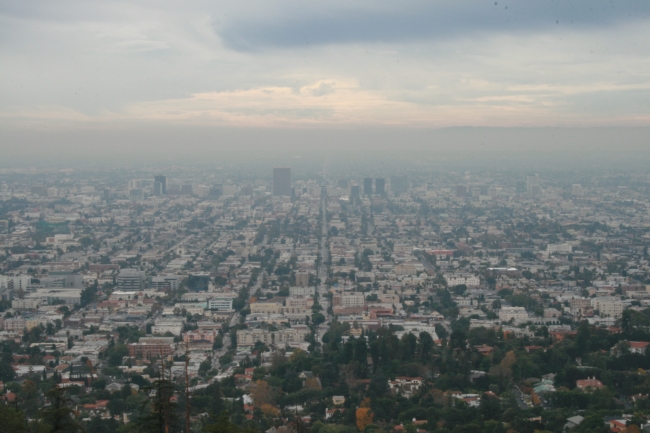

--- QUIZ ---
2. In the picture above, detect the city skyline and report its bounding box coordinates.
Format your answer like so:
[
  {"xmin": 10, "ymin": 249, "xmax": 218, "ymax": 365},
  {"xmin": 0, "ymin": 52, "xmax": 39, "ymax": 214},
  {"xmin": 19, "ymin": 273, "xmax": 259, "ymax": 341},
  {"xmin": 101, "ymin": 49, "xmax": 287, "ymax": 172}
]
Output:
[{"xmin": 3, "ymin": 2, "xmax": 650, "ymax": 432}]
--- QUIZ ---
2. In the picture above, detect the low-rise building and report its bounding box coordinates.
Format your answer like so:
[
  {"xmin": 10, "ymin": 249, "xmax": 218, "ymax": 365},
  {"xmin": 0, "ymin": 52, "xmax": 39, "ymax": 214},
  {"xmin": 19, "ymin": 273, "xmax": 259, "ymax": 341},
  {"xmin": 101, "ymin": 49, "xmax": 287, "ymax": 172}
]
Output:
[
  {"xmin": 128, "ymin": 341, "xmax": 173, "ymax": 359},
  {"xmin": 499, "ymin": 307, "xmax": 528, "ymax": 322},
  {"xmin": 207, "ymin": 298, "xmax": 234, "ymax": 311},
  {"xmin": 12, "ymin": 299, "xmax": 41, "ymax": 310},
  {"xmin": 236, "ymin": 326, "xmax": 310, "ymax": 347},
  {"xmin": 591, "ymin": 297, "xmax": 624, "ymax": 319},
  {"xmin": 389, "ymin": 376, "xmax": 423, "ymax": 398},
  {"xmin": 444, "ymin": 274, "xmax": 481, "ymax": 287}
]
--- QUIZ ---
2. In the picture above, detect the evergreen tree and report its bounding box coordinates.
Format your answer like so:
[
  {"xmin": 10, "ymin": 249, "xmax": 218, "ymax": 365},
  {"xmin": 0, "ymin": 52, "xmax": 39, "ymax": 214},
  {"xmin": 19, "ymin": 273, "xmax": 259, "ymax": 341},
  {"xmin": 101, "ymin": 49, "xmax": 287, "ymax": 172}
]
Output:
[
  {"xmin": 135, "ymin": 367, "xmax": 179, "ymax": 433},
  {"xmin": 40, "ymin": 387, "xmax": 83, "ymax": 433},
  {"xmin": 0, "ymin": 404, "xmax": 29, "ymax": 433}
]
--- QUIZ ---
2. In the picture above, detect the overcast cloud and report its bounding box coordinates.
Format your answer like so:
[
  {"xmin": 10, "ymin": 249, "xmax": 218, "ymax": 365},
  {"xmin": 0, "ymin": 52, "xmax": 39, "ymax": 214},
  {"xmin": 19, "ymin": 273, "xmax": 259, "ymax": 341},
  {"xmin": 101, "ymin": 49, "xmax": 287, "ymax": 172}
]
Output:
[{"xmin": 1, "ymin": 0, "xmax": 650, "ymax": 130}]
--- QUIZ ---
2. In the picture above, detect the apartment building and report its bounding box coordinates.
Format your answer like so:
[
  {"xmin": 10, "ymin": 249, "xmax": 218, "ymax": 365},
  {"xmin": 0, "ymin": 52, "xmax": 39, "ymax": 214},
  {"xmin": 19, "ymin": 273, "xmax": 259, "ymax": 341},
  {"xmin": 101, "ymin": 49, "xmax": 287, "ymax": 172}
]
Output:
[
  {"xmin": 207, "ymin": 298, "xmax": 234, "ymax": 311},
  {"xmin": 12, "ymin": 299, "xmax": 41, "ymax": 310},
  {"xmin": 499, "ymin": 306, "xmax": 528, "ymax": 322},
  {"xmin": 4, "ymin": 318, "xmax": 26, "ymax": 332},
  {"xmin": 333, "ymin": 294, "xmax": 365, "ymax": 309},
  {"xmin": 289, "ymin": 286, "xmax": 315, "ymax": 297},
  {"xmin": 250, "ymin": 300, "xmax": 283, "ymax": 315},
  {"xmin": 444, "ymin": 274, "xmax": 481, "ymax": 287},
  {"xmin": 183, "ymin": 330, "xmax": 217, "ymax": 344},
  {"xmin": 236, "ymin": 326, "xmax": 310, "ymax": 347},
  {"xmin": 591, "ymin": 297, "xmax": 624, "ymax": 319},
  {"xmin": 128, "ymin": 342, "xmax": 173, "ymax": 359}
]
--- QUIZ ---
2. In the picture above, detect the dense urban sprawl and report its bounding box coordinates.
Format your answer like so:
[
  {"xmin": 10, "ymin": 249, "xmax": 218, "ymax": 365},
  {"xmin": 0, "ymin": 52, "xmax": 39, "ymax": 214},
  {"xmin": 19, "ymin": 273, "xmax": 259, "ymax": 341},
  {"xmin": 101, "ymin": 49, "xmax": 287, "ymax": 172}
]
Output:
[{"xmin": 0, "ymin": 168, "xmax": 650, "ymax": 433}]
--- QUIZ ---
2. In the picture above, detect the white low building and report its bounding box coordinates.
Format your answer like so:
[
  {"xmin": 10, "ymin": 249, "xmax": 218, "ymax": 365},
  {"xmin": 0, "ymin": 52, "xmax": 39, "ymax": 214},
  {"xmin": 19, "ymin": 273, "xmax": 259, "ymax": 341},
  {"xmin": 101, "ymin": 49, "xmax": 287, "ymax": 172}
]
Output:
[
  {"xmin": 499, "ymin": 307, "xmax": 528, "ymax": 322},
  {"xmin": 444, "ymin": 274, "xmax": 481, "ymax": 287}
]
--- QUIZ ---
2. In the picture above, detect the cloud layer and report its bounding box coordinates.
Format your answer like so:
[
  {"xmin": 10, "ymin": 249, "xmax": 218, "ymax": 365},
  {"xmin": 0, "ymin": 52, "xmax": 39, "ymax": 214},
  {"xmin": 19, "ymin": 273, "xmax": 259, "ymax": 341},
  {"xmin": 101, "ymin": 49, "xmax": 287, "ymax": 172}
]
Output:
[{"xmin": 1, "ymin": 0, "xmax": 650, "ymax": 129}]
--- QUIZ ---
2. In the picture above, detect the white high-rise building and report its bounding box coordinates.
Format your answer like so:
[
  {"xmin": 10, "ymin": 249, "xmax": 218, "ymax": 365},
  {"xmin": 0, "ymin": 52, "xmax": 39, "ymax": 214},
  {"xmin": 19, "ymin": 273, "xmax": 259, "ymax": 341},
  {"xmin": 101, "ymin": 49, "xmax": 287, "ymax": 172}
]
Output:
[{"xmin": 526, "ymin": 175, "xmax": 541, "ymax": 197}]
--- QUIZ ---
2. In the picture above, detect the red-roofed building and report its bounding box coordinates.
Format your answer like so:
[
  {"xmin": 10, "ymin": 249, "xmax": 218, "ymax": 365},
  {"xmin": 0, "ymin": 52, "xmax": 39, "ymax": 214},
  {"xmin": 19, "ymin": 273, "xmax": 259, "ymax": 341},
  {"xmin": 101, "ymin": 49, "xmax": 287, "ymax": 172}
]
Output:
[
  {"xmin": 474, "ymin": 345, "xmax": 493, "ymax": 356},
  {"xmin": 576, "ymin": 377, "xmax": 604, "ymax": 391},
  {"xmin": 611, "ymin": 341, "xmax": 650, "ymax": 357},
  {"xmin": 2, "ymin": 392, "xmax": 16, "ymax": 402},
  {"xmin": 608, "ymin": 419, "xmax": 627, "ymax": 432},
  {"xmin": 629, "ymin": 341, "xmax": 650, "ymax": 354},
  {"xmin": 234, "ymin": 374, "xmax": 252, "ymax": 384},
  {"xmin": 551, "ymin": 330, "xmax": 577, "ymax": 342},
  {"xmin": 325, "ymin": 408, "xmax": 345, "ymax": 420}
]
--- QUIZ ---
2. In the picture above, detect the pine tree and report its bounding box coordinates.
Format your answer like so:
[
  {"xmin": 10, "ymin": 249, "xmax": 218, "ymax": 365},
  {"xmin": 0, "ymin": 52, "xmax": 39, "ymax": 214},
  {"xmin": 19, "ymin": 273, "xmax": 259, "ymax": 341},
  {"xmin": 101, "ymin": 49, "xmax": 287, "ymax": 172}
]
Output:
[
  {"xmin": 136, "ymin": 360, "xmax": 178, "ymax": 433},
  {"xmin": 40, "ymin": 387, "xmax": 83, "ymax": 433},
  {"xmin": 0, "ymin": 404, "xmax": 29, "ymax": 433}
]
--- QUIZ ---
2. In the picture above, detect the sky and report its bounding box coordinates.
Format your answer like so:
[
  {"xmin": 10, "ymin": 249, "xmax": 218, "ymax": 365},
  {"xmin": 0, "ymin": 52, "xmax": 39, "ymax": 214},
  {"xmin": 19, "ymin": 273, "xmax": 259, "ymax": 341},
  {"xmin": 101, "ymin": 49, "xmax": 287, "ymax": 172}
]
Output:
[{"xmin": 1, "ymin": 1, "xmax": 650, "ymax": 164}]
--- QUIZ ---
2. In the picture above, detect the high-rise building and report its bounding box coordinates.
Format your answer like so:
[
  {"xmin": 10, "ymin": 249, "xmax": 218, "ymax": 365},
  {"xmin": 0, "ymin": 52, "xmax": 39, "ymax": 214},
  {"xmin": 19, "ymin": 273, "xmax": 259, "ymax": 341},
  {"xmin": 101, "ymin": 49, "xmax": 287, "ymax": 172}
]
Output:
[
  {"xmin": 153, "ymin": 182, "xmax": 163, "ymax": 196},
  {"xmin": 375, "ymin": 178, "xmax": 386, "ymax": 195},
  {"xmin": 516, "ymin": 181, "xmax": 526, "ymax": 194},
  {"xmin": 527, "ymin": 175, "xmax": 541, "ymax": 197},
  {"xmin": 350, "ymin": 185, "xmax": 360, "ymax": 201},
  {"xmin": 154, "ymin": 175, "xmax": 167, "ymax": 195},
  {"xmin": 129, "ymin": 189, "xmax": 143, "ymax": 201},
  {"xmin": 391, "ymin": 176, "xmax": 408, "ymax": 195},
  {"xmin": 103, "ymin": 188, "xmax": 110, "ymax": 201},
  {"xmin": 273, "ymin": 167, "xmax": 291, "ymax": 196},
  {"xmin": 363, "ymin": 177, "xmax": 373, "ymax": 195},
  {"xmin": 208, "ymin": 184, "xmax": 223, "ymax": 199},
  {"xmin": 30, "ymin": 185, "xmax": 47, "ymax": 197}
]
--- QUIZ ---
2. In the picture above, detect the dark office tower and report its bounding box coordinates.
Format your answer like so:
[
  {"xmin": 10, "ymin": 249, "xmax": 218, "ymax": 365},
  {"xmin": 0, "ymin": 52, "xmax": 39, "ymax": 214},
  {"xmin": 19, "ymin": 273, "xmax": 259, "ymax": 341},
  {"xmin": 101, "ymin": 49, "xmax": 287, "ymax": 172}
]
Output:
[
  {"xmin": 208, "ymin": 184, "xmax": 223, "ymax": 199},
  {"xmin": 273, "ymin": 167, "xmax": 291, "ymax": 196},
  {"xmin": 391, "ymin": 175, "xmax": 408, "ymax": 195},
  {"xmin": 363, "ymin": 177, "xmax": 373, "ymax": 195},
  {"xmin": 103, "ymin": 188, "xmax": 110, "ymax": 201},
  {"xmin": 375, "ymin": 178, "xmax": 386, "ymax": 195},
  {"xmin": 455, "ymin": 185, "xmax": 467, "ymax": 197},
  {"xmin": 153, "ymin": 182, "xmax": 163, "ymax": 196},
  {"xmin": 154, "ymin": 175, "xmax": 167, "ymax": 195},
  {"xmin": 516, "ymin": 181, "xmax": 526, "ymax": 194},
  {"xmin": 30, "ymin": 185, "xmax": 47, "ymax": 197},
  {"xmin": 350, "ymin": 185, "xmax": 360, "ymax": 200}
]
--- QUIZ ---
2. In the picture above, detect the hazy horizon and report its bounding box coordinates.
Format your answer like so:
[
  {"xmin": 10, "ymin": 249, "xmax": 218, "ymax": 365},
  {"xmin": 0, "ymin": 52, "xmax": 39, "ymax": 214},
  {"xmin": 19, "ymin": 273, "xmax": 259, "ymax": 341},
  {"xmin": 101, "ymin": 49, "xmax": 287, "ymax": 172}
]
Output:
[
  {"xmin": 1, "ymin": 125, "xmax": 649, "ymax": 171},
  {"xmin": 2, "ymin": 1, "xmax": 650, "ymax": 168}
]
